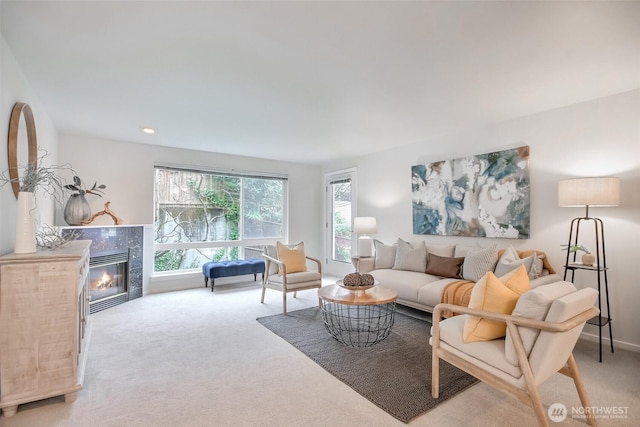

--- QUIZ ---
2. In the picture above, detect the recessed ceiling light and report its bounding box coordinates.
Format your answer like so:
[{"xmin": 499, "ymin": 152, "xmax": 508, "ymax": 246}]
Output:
[{"xmin": 142, "ymin": 127, "xmax": 156, "ymax": 134}]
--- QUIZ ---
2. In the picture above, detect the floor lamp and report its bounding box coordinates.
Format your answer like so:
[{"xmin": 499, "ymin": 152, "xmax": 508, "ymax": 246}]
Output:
[
  {"xmin": 353, "ymin": 217, "xmax": 377, "ymax": 257},
  {"xmin": 558, "ymin": 176, "xmax": 620, "ymax": 362}
]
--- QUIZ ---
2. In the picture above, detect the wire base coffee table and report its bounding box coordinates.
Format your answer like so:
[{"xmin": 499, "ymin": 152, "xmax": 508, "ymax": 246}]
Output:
[{"xmin": 318, "ymin": 284, "xmax": 398, "ymax": 348}]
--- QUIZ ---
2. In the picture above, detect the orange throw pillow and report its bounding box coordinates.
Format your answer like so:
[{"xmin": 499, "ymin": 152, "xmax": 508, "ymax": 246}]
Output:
[
  {"xmin": 463, "ymin": 265, "xmax": 531, "ymax": 343},
  {"xmin": 276, "ymin": 242, "xmax": 307, "ymax": 275}
]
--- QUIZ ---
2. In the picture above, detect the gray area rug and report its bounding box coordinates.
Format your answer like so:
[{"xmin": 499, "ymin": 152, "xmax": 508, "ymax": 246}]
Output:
[{"xmin": 257, "ymin": 307, "xmax": 478, "ymax": 423}]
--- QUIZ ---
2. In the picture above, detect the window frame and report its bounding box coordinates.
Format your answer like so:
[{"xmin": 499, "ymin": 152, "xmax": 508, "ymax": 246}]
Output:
[
  {"xmin": 153, "ymin": 163, "xmax": 288, "ymax": 274},
  {"xmin": 324, "ymin": 167, "xmax": 357, "ymax": 277}
]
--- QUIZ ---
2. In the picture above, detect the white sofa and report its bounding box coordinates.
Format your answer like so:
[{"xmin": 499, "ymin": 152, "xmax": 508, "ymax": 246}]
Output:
[{"xmin": 356, "ymin": 239, "xmax": 561, "ymax": 313}]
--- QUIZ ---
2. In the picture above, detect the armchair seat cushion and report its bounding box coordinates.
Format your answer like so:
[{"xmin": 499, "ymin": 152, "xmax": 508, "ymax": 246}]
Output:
[
  {"xmin": 436, "ymin": 315, "xmax": 523, "ymax": 379},
  {"xmin": 266, "ymin": 271, "xmax": 321, "ymax": 286}
]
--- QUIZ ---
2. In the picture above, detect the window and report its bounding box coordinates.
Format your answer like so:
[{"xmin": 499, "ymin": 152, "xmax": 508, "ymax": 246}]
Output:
[{"xmin": 154, "ymin": 165, "xmax": 287, "ymax": 273}]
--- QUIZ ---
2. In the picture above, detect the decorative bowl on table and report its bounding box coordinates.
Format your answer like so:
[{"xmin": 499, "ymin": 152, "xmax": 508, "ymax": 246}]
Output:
[{"xmin": 337, "ymin": 272, "xmax": 378, "ymax": 291}]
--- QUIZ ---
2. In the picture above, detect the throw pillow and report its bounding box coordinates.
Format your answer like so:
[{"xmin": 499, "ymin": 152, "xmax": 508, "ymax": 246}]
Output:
[
  {"xmin": 393, "ymin": 239, "xmax": 427, "ymax": 272},
  {"xmin": 425, "ymin": 254, "xmax": 464, "ymax": 278},
  {"xmin": 494, "ymin": 246, "xmax": 536, "ymax": 278},
  {"xmin": 276, "ymin": 241, "xmax": 307, "ymax": 275},
  {"xmin": 463, "ymin": 265, "xmax": 531, "ymax": 343},
  {"xmin": 461, "ymin": 244, "xmax": 499, "ymax": 282},
  {"xmin": 373, "ymin": 239, "xmax": 396, "ymax": 269},
  {"xmin": 504, "ymin": 281, "xmax": 577, "ymax": 365},
  {"xmin": 531, "ymin": 253, "xmax": 545, "ymax": 279}
]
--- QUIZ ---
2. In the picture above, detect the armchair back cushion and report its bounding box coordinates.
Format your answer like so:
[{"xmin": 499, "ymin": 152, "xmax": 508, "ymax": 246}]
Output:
[
  {"xmin": 505, "ymin": 281, "xmax": 577, "ymax": 365},
  {"xmin": 528, "ymin": 288, "xmax": 598, "ymax": 384},
  {"xmin": 265, "ymin": 245, "xmax": 279, "ymax": 275}
]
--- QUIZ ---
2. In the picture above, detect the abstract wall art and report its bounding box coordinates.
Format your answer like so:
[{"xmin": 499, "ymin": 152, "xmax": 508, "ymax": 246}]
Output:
[{"xmin": 411, "ymin": 146, "xmax": 530, "ymax": 239}]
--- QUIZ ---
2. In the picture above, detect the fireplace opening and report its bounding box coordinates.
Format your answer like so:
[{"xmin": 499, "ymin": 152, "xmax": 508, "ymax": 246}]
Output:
[{"xmin": 89, "ymin": 251, "xmax": 129, "ymax": 313}]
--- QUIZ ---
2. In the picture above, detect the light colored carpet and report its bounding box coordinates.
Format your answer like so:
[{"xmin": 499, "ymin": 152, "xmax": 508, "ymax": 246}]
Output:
[{"xmin": 1, "ymin": 279, "xmax": 638, "ymax": 426}]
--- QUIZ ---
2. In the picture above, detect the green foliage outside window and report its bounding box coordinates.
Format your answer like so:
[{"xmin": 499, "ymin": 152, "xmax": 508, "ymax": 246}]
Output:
[{"xmin": 154, "ymin": 168, "xmax": 284, "ymax": 272}]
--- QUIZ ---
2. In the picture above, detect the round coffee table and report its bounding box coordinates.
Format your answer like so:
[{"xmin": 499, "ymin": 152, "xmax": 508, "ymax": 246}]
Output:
[{"xmin": 318, "ymin": 284, "xmax": 398, "ymax": 347}]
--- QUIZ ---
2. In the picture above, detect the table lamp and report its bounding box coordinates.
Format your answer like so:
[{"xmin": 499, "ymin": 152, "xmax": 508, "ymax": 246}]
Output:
[{"xmin": 353, "ymin": 217, "xmax": 377, "ymax": 257}]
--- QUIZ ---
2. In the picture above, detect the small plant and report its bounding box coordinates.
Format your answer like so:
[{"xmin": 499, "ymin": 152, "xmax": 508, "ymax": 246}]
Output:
[
  {"xmin": 64, "ymin": 176, "xmax": 106, "ymax": 197},
  {"xmin": 561, "ymin": 244, "xmax": 590, "ymax": 254}
]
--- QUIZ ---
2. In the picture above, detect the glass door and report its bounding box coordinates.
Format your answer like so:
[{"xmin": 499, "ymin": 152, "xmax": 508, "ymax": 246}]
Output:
[{"xmin": 325, "ymin": 168, "xmax": 357, "ymax": 277}]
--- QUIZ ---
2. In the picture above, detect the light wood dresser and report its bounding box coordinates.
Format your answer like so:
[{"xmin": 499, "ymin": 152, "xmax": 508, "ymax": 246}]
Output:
[{"xmin": 0, "ymin": 240, "xmax": 91, "ymax": 417}]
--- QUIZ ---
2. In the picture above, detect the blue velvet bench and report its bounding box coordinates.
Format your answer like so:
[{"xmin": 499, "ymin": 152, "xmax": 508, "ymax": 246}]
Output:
[{"xmin": 202, "ymin": 259, "xmax": 266, "ymax": 292}]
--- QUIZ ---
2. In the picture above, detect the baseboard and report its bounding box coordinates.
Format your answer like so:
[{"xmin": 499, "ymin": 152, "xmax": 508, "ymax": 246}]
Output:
[
  {"xmin": 146, "ymin": 271, "xmax": 262, "ymax": 294},
  {"xmin": 580, "ymin": 331, "xmax": 640, "ymax": 353}
]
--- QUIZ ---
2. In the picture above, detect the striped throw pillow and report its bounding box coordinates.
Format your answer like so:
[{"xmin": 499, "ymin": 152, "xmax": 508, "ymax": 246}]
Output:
[{"xmin": 461, "ymin": 244, "xmax": 499, "ymax": 282}]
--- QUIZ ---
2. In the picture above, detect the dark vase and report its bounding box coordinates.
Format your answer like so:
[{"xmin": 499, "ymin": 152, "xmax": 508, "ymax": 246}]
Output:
[{"xmin": 64, "ymin": 194, "xmax": 91, "ymax": 226}]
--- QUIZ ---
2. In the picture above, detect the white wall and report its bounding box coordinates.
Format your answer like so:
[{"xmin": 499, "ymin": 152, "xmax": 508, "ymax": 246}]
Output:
[
  {"xmin": 58, "ymin": 135, "xmax": 323, "ymax": 293},
  {"xmin": 323, "ymin": 89, "xmax": 640, "ymax": 351},
  {"xmin": 0, "ymin": 37, "xmax": 60, "ymax": 256}
]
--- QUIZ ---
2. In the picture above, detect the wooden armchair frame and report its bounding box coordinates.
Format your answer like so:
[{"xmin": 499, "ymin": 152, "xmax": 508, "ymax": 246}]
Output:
[
  {"xmin": 431, "ymin": 303, "xmax": 599, "ymax": 427},
  {"xmin": 261, "ymin": 253, "xmax": 322, "ymax": 315}
]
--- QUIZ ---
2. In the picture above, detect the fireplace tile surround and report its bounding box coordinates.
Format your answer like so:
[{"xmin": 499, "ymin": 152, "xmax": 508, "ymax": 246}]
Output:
[{"xmin": 62, "ymin": 225, "xmax": 144, "ymax": 311}]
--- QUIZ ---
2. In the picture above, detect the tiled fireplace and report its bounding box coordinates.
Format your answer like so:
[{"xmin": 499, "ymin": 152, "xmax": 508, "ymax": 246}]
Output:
[{"xmin": 62, "ymin": 226, "xmax": 144, "ymax": 313}]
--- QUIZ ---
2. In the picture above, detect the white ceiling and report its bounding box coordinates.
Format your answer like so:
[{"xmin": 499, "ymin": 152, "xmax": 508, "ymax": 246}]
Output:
[{"xmin": 2, "ymin": 1, "xmax": 639, "ymax": 165}]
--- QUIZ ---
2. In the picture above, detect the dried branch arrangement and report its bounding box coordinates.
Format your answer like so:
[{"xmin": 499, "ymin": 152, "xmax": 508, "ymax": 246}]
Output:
[
  {"xmin": 0, "ymin": 150, "xmax": 74, "ymax": 205},
  {"xmin": 35, "ymin": 225, "xmax": 80, "ymax": 249}
]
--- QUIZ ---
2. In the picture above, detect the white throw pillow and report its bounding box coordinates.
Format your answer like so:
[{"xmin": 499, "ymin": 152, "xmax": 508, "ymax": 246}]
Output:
[
  {"xmin": 494, "ymin": 246, "xmax": 536, "ymax": 279},
  {"xmin": 393, "ymin": 239, "xmax": 427, "ymax": 272},
  {"xmin": 373, "ymin": 240, "xmax": 396, "ymax": 269},
  {"xmin": 461, "ymin": 244, "xmax": 499, "ymax": 282},
  {"xmin": 505, "ymin": 281, "xmax": 577, "ymax": 366}
]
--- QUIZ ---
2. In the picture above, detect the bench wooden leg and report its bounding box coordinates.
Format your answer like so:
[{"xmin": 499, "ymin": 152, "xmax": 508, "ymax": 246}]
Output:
[
  {"xmin": 204, "ymin": 277, "xmax": 209, "ymax": 287},
  {"xmin": 211, "ymin": 278, "xmax": 215, "ymax": 292}
]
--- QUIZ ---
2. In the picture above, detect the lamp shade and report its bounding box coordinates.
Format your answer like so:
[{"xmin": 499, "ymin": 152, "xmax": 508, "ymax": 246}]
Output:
[
  {"xmin": 558, "ymin": 177, "xmax": 620, "ymax": 207},
  {"xmin": 353, "ymin": 217, "xmax": 378, "ymax": 234}
]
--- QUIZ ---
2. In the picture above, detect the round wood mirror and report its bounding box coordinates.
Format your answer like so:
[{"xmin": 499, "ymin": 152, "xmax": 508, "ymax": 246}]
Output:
[{"xmin": 7, "ymin": 102, "xmax": 38, "ymax": 198}]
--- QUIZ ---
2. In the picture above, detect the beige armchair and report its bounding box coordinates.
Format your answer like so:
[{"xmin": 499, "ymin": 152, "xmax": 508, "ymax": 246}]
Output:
[
  {"xmin": 431, "ymin": 283, "xmax": 599, "ymax": 427},
  {"xmin": 261, "ymin": 244, "xmax": 322, "ymax": 315}
]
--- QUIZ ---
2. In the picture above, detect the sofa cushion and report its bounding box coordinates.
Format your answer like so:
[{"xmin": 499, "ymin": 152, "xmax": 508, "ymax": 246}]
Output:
[
  {"xmin": 369, "ymin": 268, "xmax": 439, "ymax": 302},
  {"xmin": 417, "ymin": 278, "xmax": 462, "ymax": 310},
  {"xmin": 425, "ymin": 254, "xmax": 464, "ymax": 278},
  {"xmin": 494, "ymin": 245, "xmax": 536, "ymax": 278},
  {"xmin": 426, "ymin": 244, "xmax": 455, "ymax": 259},
  {"xmin": 461, "ymin": 244, "xmax": 499, "ymax": 282},
  {"xmin": 463, "ymin": 265, "xmax": 530, "ymax": 343},
  {"xmin": 505, "ymin": 281, "xmax": 577, "ymax": 365},
  {"xmin": 393, "ymin": 239, "xmax": 427, "ymax": 272},
  {"xmin": 373, "ymin": 239, "xmax": 396, "ymax": 269}
]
